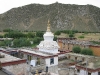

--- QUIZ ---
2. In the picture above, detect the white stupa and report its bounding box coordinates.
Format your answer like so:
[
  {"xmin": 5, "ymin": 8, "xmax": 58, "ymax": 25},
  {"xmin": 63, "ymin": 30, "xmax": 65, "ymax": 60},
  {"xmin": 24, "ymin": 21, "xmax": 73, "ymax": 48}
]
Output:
[{"xmin": 37, "ymin": 20, "xmax": 59, "ymax": 54}]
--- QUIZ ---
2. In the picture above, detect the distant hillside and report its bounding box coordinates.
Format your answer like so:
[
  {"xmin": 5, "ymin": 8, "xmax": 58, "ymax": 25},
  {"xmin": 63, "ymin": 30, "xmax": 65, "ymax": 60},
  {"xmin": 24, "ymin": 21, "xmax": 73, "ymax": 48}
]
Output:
[{"xmin": 0, "ymin": 2, "xmax": 100, "ymax": 32}]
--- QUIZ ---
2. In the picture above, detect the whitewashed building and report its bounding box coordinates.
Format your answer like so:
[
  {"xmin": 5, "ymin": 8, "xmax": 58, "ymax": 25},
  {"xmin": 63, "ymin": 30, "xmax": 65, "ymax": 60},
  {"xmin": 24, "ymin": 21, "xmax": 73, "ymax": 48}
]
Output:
[
  {"xmin": 19, "ymin": 20, "xmax": 59, "ymax": 74},
  {"xmin": 76, "ymin": 57, "xmax": 100, "ymax": 75}
]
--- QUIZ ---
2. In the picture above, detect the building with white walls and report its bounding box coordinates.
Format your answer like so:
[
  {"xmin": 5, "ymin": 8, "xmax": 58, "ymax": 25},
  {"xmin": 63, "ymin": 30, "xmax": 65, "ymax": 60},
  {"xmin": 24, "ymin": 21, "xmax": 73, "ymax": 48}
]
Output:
[
  {"xmin": 75, "ymin": 57, "xmax": 100, "ymax": 75},
  {"xmin": 37, "ymin": 20, "xmax": 59, "ymax": 73},
  {"xmin": 37, "ymin": 20, "xmax": 59, "ymax": 54},
  {"xmin": 19, "ymin": 20, "xmax": 59, "ymax": 74}
]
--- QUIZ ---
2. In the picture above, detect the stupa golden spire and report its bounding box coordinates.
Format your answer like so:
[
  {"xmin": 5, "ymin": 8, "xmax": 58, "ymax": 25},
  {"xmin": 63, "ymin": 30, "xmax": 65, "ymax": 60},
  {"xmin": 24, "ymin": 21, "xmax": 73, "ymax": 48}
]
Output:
[{"xmin": 47, "ymin": 19, "xmax": 51, "ymax": 32}]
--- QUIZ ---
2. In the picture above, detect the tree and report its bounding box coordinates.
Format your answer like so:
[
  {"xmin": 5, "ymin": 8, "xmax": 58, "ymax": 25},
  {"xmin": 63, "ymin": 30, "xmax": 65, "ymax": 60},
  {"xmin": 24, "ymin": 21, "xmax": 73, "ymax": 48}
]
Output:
[
  {"xmin": 27, "ymin": 32, "xmax": 35, "ymax": 38},
  {"xmin": 36, "ymin": 31, "xmax": 44, "ymax": 37},
  {"xmin": 0, "ymin": 35, "xmax": 3, "ymax": 38},
  {"xmin": 69, "ymin": 34, "xmax": 74, "ymax": 38},
  {"xmin": 81, "ymin": 48, "xmax": 93, "ymax": 55},
  {"xmin": 13, "ymin": 38, "xmax": 31, "ymax": 47},
  {"xmin": 54, "ymin": 31, "xmax": 61, "ymax": 35},
  {"xmin": 4, "ymin": 31, "xmax": 26, "ymax": 38},
  {"xmin": 72, "ymin": 46, "xmax": 81, "ymax": 53},
  {"xmin": 54, "ymin": 36, "xmax": 57, "ymax": 41},
  {"xmin": 4, "ymin": 40, "xmax": 12, "ymax": 47},
  {"xmin": 33, "ymin": 37, "xmax": 43, "ymax": 44},
  {"xmin": 3, "ymin": 29, "xmax": 14, "ymax": 32},
  {"xmin": 81, "ymin": 49, "xmax": 87, "ymax": 55},
  {"xmin": 86, "ymin": 49, "xmax": 93, "ymax": 55},
  {"xmin": 78, "ymin": 35, "xmax": 84, "ymax": 39},
  {"xmin": 13, "ymin": 39, "xmax": 20, "ymax": 47},
  {"xmin": 0, "ymin": 41, "xmax": 5, "ymax": 46}
]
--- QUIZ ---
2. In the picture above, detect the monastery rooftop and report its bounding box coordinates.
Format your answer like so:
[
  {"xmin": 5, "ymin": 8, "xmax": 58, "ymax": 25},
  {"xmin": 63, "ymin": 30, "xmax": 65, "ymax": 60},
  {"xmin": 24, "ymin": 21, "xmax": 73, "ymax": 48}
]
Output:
[
  {"xmin": 20, "ymin": 49, "xmax": 53, "ymax": 56},
  {"xmin": 19, "ymin": 49, "xmax": 58, "ymax": 58},
  {"xmin": 77, "ymin": 59, "xmax": 100, "ymax": 69},
  {"xmin": 67, "ymin": 53, "xmax": 95, "ymax": 58},
  {"xmin": 0, "ymin": 52, "xmax": 20, "ymax": 63},
  {"xmin": 67, "ymin": 53, "xmax": 100, "ymax": 69}
]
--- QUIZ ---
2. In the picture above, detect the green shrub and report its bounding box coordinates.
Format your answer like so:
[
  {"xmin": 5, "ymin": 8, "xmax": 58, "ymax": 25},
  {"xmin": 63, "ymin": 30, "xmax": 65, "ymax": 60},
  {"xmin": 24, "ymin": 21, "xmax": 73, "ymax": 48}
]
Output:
[
  {"xmin": 13, "ymin": 38, "xmax": 31, "ymax": 47},
  {"xmin": 54, "ymin": 31, "xmax": 61, "ymax": 35},
  {"xmin": 72, "ymin": 46, "xmax": 81, "ymax": 53},
  {"xmin": 81, "ymin": 48, "xmax": 93, "ymax": 55},
  {"xmin": 78, "ymin": 35, "xmax": 84, "ymax": 38},
  {"xmin": 54, "ymin": 36, "xmax": 57, "ymax": 41},
  {"xmin": 33, "ymin": 37, "xmax": 43, "ymax": 44},
  {"xmin": 36, "ymin": 31, "xmax": 44, "ymax": 37},
  {"xmin": 69, "ymin": 34, "xmax": 74, "ymax": 38},
  {"xmin": 0, "ymin": 35, "xmax": 3, "ymax": 38}
]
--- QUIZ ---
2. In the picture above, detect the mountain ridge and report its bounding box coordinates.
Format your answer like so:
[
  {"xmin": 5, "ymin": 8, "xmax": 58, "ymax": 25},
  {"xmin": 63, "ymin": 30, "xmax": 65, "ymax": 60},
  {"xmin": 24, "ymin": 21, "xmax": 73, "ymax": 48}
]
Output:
[{"xmin": 0, "ymin": 2, "xmax": 100, "ymax": 32}]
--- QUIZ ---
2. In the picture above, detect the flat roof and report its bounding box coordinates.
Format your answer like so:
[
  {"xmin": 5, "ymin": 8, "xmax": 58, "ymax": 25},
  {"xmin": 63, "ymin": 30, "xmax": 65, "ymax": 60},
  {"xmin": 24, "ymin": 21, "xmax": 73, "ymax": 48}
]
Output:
[
  {"xmin": 21, "ymin": 49, "xmax": 51, "ymax": 56},
  {"xmin": 67, "ymin": 53, "xmax": 100, "ymax": 69},
  {"xmin": 20, "ymin": 49, "xmax": 58, "ymax": 59},
  {"xmin": 78, "ymin": 60, "xmax": 100, "ymax": 69},
  {"xmin": 0, "ymin": 68, "xmax": 14, "ymax": 75},
  {"xmin": 67, "ymin": 53, "xmax": 94, "ymax": 58},
  {"xmin": 0, "ymin": 52, "xmax": 20, "ymax": 63},
  {"xmin": 0, "ymin": 70, "xmax": 8, "ymax": 75}
]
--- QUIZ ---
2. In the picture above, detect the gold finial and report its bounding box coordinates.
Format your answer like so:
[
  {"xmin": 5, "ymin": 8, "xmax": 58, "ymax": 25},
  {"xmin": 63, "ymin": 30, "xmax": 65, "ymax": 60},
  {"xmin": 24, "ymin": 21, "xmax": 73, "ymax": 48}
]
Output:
[
  {"xmin": 35, "ymin": 70, "xmax": 39, "ymax": 75},
  {"xmin": 47, "ymin": 19, "xmax": 51, "ymax": 32}
]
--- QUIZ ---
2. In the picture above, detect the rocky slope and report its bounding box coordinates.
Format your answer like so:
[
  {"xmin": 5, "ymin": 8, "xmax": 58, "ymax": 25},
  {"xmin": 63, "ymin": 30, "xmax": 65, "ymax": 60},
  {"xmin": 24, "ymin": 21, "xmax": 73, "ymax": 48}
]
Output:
[{"xmin": 0, "ymin": 2, "xmax": 100, "ymax": 32}]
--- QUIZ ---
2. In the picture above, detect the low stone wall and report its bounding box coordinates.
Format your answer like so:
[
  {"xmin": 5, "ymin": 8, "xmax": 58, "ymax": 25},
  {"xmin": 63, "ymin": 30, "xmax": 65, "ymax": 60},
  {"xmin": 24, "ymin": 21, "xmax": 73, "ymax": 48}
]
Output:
[
  {"xmin": 31, "ymin": 64, "xmax": 46, "ymax": 72},
  {"xmin": 30, "ymin": 65, "xmax": 58, "ymax": 74},
  {"xmin": 48, "ymin": 65, "xmax": 58, "ymax": 74}
]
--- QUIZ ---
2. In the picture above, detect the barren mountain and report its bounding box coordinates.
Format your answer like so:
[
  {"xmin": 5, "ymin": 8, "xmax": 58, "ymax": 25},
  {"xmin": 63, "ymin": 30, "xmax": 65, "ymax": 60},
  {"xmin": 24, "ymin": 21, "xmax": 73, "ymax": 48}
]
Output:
[{"xmin": 0, "ymin": 2, "xmax": 100, "ymax": 32}]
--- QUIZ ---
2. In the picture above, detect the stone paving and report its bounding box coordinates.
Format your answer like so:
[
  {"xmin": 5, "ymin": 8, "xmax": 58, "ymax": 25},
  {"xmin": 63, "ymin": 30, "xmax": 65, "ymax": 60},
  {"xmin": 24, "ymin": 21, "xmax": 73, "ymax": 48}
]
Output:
[{"xmin": 58, "ymin": 60, "xmax": 77, "ymax": 75}]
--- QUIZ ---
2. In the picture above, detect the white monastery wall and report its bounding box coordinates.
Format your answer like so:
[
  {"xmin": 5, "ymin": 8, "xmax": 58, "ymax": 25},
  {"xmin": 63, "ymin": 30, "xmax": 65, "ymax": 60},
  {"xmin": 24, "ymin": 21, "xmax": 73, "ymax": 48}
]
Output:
[{"xmin": 45, "ymin": 56, "xmax": 58, "ymax": 67}]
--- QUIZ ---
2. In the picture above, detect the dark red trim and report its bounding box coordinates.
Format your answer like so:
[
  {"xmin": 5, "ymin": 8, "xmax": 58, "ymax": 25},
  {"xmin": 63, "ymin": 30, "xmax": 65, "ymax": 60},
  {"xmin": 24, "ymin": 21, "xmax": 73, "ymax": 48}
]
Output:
[
  {"xmin": 68, "ymin": 62, "xmax": 76, "ymax": 66},
  {"xmin": 19, "ymin": 50, "xmax": 58, "ymax": 59},
  {"xmin": 76, "ymin": 65, "xmax": 100, "ymax": 72},
  {"xmin": 58, "ymin": 50, "xmax": 71, "ymax": 55},
  {"xmin": 0, "ymin": 50, "xmax": 10, "ymax": 54},
  {"xmin": 1, "ymin": 59, "xmax": 26, "ymax": 67},
  {"xmin": 44, "ymin": 55, "xmax": 58, "ymax": 59}
]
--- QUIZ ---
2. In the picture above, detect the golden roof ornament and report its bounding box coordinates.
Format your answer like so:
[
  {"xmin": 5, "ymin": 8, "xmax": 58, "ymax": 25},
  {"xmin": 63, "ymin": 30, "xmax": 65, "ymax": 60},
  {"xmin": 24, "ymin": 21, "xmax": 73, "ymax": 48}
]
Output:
[{"xmin": 47, "ymin": 20, "xmax": 51, "ymax": 32}]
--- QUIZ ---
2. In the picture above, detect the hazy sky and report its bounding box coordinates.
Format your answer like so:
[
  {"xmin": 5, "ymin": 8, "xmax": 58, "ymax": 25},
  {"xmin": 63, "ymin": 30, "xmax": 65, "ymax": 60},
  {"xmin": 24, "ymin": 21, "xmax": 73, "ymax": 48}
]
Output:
[{"xmin": 0, "ymin": 0, "xmax": 100, "ymax": 14}]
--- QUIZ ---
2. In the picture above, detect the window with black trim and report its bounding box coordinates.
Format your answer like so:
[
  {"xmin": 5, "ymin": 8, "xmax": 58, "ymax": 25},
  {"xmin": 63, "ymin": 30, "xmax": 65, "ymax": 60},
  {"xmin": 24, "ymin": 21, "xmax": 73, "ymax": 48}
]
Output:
[
  {"xmin": 88, "ymin": 72, "xmax": 91, "ymax": 75},
  {"xmin": 37, "ymin": 58, "xmax": 40, "ymax": 65},
  {"xmin": 77, "ymin": 69, "xmax": 80, "ymax": 73},
  {"xmin": 27, "ymin": 55, "xmax": 32, "ymax": 61},
  {"xmin": 50, "ymin": 58, "xmax": 54, "ymax": 65},
  {"xmin": 20, "ymin": 53, "xmax": 23, "ymax": 59},
  {"xmin": 98, "ymin": 72, "xmax": 100, "ymax": 75}
]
